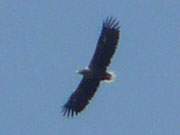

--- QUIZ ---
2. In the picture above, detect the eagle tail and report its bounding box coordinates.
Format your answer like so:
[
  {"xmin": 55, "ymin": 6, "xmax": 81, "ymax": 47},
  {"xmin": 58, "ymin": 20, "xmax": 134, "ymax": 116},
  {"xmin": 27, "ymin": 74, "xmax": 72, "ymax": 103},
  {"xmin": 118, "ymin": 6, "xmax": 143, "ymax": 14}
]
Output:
[{"xmin": 103, "ymin": 71, "xmax": 116, "ymax": 83}]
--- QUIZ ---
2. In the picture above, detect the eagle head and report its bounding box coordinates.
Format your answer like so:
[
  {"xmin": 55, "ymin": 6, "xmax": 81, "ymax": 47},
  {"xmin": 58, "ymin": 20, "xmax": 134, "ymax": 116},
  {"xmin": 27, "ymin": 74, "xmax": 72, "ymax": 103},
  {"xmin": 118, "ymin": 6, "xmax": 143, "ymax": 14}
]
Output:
[{"xmin": 76, "ymin": 68, "xmax": 93, "ymax": 78}]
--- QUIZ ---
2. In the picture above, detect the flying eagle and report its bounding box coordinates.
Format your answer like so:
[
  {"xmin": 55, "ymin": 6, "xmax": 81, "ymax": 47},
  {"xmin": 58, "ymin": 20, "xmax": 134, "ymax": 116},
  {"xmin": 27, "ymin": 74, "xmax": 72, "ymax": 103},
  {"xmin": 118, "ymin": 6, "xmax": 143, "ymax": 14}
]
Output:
[{"xmin": 63, "ymin": 17, "xmax": 120, "ymax": 117}]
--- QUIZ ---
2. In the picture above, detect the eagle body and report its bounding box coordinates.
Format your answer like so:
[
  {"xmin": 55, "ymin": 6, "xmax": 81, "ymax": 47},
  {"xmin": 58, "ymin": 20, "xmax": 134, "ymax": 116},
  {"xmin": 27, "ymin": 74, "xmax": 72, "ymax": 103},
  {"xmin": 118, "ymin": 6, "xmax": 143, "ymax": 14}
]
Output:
[
  {"xmin": 77, "ymin": 68, "xmax": 114, "ymax": 81},
  {"xmin": 63, "ymin": 17, "xmax": 120, "ymax": 117}
]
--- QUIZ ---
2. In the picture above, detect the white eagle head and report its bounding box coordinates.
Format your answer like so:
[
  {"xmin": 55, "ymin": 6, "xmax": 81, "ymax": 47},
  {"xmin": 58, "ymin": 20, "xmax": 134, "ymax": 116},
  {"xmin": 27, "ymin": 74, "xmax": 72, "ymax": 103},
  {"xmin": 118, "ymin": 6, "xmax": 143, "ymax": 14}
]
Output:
[
  {"xmin": 76, "ymin": 67, "xmax": 93, "ymax": 78},
  {"xmin": 77, "ymin": 69, "xmax": 88, "ymax": 75}
]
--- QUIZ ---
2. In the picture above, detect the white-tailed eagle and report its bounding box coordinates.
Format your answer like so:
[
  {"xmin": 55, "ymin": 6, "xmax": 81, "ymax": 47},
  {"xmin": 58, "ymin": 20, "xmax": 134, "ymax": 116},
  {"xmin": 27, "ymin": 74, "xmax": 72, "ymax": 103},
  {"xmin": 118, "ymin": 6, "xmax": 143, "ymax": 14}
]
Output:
[{"xmin": 63, "ymin": 17, "xmax": 120, "ymax": 117}]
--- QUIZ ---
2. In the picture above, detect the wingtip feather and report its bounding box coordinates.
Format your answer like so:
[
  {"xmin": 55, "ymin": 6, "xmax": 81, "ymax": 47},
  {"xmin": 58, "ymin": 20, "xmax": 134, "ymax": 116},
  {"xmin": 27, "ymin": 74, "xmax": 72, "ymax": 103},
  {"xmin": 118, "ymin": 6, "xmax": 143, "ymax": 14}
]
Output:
[
  {"xmin": 62, "ymin": 104, "xmax": 79, "ymax": 117},
  {"xmin": 103, "ymin": 17, "xmax": 120, "ymax": 30}
]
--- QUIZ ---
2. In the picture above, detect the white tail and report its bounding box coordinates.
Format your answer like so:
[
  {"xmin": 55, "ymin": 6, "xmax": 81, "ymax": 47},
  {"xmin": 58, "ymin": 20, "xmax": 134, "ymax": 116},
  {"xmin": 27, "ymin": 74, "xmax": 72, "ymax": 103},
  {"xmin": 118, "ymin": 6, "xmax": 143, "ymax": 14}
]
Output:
[{"xmin": 104, "ymin": 71, "xmax": 116, "ymax": 83}]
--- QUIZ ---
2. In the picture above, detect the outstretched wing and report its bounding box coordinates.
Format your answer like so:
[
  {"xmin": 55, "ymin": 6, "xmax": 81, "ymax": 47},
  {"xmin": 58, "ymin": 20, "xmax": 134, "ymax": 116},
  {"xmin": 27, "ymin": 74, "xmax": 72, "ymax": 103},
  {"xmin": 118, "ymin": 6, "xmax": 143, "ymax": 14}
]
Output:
[
  {"xmin": 89, "ymin": 17, "xmax": 120, "ymax": 71},
  {"xmin": 63, "ymin": 77, "xmax": 100, "ymax": 117}
]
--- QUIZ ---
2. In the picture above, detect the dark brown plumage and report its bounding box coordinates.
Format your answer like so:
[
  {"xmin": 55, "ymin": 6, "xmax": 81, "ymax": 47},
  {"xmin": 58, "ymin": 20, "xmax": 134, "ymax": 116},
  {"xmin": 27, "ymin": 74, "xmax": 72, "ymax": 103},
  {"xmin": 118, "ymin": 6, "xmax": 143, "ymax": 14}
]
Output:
[{"xmin": 63, "ymin": 17, "xmax": 120, "ymax": 117}]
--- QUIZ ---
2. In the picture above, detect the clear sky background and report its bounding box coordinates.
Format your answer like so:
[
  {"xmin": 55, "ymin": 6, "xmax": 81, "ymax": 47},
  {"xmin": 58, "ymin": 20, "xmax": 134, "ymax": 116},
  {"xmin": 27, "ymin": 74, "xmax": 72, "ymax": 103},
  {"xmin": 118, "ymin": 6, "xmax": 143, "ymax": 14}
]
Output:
[{"xmin": 0, "ymin": 0, "xmax": 179, "ymax": 135}]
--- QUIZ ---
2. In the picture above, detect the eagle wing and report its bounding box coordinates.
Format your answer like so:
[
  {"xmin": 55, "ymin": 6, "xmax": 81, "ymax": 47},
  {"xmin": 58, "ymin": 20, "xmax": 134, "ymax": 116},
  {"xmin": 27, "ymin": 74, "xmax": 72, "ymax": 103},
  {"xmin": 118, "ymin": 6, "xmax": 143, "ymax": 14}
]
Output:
[
  {"xmin": 63, "ymin": 77, "xmax": 100, "ymax": 117},
  {"xmin": 89, "ymin": 17, "xmax": 120, "ymax": 71},
  {"xmin": 63, "ymin": 17, "xmax": 120, "ymax": 117}
]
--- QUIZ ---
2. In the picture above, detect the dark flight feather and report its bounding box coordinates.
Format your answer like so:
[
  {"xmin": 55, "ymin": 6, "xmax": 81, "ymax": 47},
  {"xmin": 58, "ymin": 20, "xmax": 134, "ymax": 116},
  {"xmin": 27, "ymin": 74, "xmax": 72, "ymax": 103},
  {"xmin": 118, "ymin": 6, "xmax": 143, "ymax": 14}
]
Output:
[
  {"xmin": 63, "ymin": 78, "xmax": 100, "ymax": 117},
  {"xmin": 89, "ymin": 17, "xmax": 120, "ymax": 71},
  {"xmin": 63, "ymin": 17, "xmax": 120, "ymax": 117}
]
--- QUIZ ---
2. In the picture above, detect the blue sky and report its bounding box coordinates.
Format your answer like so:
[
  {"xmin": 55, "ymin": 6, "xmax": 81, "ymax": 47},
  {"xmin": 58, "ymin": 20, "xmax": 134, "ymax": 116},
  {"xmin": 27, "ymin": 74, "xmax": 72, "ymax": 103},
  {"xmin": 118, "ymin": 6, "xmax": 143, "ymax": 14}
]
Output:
[{"xmin": 0, "ymin": 0, "xmax": 179, "ymax": 135}]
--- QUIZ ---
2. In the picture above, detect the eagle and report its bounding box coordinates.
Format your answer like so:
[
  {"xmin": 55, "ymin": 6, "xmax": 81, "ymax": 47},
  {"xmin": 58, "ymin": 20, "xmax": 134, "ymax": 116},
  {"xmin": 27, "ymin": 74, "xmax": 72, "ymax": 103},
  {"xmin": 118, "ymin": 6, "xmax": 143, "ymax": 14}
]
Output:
[{"xmin": 63, "ymin": 17, "xmax": 120, "ymax": 117}]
